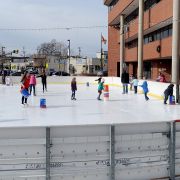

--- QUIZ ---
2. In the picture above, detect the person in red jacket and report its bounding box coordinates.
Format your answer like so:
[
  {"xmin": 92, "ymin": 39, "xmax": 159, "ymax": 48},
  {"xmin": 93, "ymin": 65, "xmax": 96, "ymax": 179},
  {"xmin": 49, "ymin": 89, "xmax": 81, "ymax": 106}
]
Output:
[{"xmin": 21, "ymin": 71, "xmax": 30, "ymax": 106}]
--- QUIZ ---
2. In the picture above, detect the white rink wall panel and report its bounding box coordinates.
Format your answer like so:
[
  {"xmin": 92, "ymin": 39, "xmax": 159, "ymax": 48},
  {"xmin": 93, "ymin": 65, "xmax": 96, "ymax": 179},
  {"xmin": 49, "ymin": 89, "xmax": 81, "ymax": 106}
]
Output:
[
  {"xmin": 50, "ymin": 126, "xmax": 110, "ymax": 180},
  {"xmin": 0, "ymin": 123, "xmax": 180, "ymax": 179},
  {"xmin": 175, "ymin": 122, "xmax": 180, "ymax": 176},
  {"xmin": 1, "ymin": 76, "xmax": 172, "ymax": 97},
  {"xmin": 0, "ymin": 128, "xmax": 46, "ymax": 180},
  {"xmin": 115, "ymin": 123, "xmax": 170, "ymax": 180}
]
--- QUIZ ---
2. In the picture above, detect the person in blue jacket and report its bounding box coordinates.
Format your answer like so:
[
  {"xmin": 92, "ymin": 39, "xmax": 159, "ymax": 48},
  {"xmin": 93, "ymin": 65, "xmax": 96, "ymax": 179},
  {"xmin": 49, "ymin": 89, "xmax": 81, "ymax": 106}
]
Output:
[{"xmin": 140, "ymin": 77, "xmax": 149, "ymax": 101}]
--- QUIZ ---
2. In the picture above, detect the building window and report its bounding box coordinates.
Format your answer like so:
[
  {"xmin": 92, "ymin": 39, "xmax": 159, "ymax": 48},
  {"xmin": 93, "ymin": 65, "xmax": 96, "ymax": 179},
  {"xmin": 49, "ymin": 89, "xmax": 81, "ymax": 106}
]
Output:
[
  {"xmin": 125, "ymin": 0, "xmax": 161, "ymax": 24},
  {"xmin": 108, "ymin": 0, "xmax": 119, "ymax": 11},
  {"xmin": 127, "ymin": 25, "xmax": 172, "ymax": 49},
  {"xmin": 144, "ymin": 36, "xmax": 149, "ymax": 44},
  {"xmin": 125, "ymin": 8, "xmax": 139, "ymax": 24},
  {"xmin": 95, "ymin": 65, "xmax": 100, "ymax": 71},
  {"xmin": 127, "ymin": 40, "xmax": 138, "ymax": 49},
  {"xmin": 169, "ymin": 28, "xmax": 172, "ymax": 36},
  {"xmin": 161, "ymin": 27, "xmax": 169, "ymax": 39},
  {"xmin": 156, "ymin": 31, "xmax": 161, "ymax": 40},
  {"xmin": 144, "ymin": 0, "xmax": 161, "ymax": 11}
]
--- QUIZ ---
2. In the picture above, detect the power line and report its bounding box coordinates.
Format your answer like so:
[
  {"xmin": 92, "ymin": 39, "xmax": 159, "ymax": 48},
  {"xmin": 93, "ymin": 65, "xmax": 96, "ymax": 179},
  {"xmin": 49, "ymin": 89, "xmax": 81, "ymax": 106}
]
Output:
[{"xmin": 0, "ymin": 25, "xmax": 107, "ymax": 32}]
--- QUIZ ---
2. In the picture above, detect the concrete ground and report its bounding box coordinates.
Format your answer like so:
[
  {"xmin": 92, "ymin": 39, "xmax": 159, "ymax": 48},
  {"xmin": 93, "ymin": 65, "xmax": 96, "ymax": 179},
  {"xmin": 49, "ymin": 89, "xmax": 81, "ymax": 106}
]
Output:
[{"xmin": 0, "ymin": 83, "xmax": 180, "ymax": 128}]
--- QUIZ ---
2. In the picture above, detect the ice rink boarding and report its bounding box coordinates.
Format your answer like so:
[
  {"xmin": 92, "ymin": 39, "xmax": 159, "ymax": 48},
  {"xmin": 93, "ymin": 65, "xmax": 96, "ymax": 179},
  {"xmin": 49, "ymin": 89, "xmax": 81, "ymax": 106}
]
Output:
[{"xmin": 0, "ymin": 81, "xmax": 180, "ymax": 180}]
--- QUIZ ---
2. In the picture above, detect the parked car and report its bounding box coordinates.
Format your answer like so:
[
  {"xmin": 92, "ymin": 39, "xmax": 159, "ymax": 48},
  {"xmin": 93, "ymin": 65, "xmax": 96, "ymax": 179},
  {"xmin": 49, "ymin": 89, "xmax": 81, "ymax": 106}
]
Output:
[
  {"xmin": 10, "ymin": 71, "xmax": 22, "ymax": 76},
  {"xmin": 48, "ymin": 69, "xmax": 56, "ymax": 76},
  {"xmin": 53, "ymin": 71, "xmax": 70, "ymax": 76},
  {"xmin": 29, "ymin": 70, "xmax": 39, "ymax": 75}
]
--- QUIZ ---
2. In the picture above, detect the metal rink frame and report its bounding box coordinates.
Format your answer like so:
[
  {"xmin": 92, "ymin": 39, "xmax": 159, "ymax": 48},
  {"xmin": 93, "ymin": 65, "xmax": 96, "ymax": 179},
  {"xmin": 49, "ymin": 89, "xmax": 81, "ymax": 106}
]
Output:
[{"xmin": 0, "ymin": 121, "xmax": 179, "ymax": 180}]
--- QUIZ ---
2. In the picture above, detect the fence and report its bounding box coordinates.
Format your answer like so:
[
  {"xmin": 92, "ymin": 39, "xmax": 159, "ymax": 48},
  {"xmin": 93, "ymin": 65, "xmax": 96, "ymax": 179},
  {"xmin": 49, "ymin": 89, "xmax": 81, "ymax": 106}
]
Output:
[{"xmin": 0, "ymin": 121, "xmax": 179, "ymax": 180}]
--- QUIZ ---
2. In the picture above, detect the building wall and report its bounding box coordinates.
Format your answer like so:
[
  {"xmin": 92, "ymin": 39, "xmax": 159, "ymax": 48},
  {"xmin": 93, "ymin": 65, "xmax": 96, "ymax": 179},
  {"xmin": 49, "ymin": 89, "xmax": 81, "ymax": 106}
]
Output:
[
  {"xmin": 108, "ymin": 26, "xmax": 120, "ymax": 76},
  {"xmin": 106, "ymin": 0, "xmax": 173, "ymax": 81},
  {"xmin": 108, "ymin": 0, "xmax": 134, "ymax": 24},
  {"xmin": 125, "ymin": 0, "xmax": 173, "ymax": 39}
]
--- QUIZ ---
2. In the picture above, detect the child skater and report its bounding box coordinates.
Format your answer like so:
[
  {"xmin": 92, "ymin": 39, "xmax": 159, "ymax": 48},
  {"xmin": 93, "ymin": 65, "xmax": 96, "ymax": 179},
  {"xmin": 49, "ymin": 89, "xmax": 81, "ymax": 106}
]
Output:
[
  {"xmin": 29, "ymin": 73, "xmax": 37, "ymax": 96},
  {"xmin": 97, "ymin": 79, "xmax": 104, "ymax": 100},
  {"xmin": 164, "ymin": 84, "xmax": 174, "ymax": 104},
  {"xmin": 71, "ymin": 77, "xmax": 77, "ymax": 100},
  {"xmin": 140, "ymin": 76, "xmax": 149, "ymax": 101},
  {"xmin": 132, "ymin": 75, "xmax": 138, "ymax": 94},
  {"xmin": 21, "ymin": 71, "xmax": 30, "ymax": 106},
  {"xmin": 95, "ymin": 75, "xmax": 102, "ymax": 84}
]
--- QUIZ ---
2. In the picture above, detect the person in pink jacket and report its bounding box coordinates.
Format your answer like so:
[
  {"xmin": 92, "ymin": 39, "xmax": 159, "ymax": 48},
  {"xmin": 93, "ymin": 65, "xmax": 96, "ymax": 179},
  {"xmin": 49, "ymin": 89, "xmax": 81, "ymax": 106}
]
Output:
[{"xmin": 29, "ymin": 74, "xmax": 37, "ymax": 96}]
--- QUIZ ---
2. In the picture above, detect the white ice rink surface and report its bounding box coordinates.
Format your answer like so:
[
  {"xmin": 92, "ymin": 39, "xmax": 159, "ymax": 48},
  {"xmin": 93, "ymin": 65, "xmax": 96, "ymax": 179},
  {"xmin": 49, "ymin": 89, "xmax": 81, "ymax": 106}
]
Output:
[{"xmin": 0, "ymin": 84, "xmax": 180, "ymax": 128}]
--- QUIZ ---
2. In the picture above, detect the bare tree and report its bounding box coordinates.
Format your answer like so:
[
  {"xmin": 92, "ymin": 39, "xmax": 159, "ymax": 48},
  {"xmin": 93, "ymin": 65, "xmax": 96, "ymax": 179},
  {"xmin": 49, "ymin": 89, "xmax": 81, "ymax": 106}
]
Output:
[{"xmin": 37, "ymin": 39, "xmax": 68, "ymax": 57}]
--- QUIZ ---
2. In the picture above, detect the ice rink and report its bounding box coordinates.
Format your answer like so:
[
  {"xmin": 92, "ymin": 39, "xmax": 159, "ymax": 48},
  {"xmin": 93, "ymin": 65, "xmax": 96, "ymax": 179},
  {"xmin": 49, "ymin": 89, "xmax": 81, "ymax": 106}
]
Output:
[{"xmin": 0, "ymin": 83, "xmax": 180, "ymax": 128}]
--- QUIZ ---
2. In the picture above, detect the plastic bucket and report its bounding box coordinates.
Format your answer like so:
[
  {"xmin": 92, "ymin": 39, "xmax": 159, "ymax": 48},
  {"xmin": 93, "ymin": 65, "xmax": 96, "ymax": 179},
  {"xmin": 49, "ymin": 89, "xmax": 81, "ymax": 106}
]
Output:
[
  {"xmin": 21, "ymin": 89, "xmax": 30, "ymax": 98},
  {"xmin": 40, "ymin": 98, "xmax": 46, "ymax": 108}
]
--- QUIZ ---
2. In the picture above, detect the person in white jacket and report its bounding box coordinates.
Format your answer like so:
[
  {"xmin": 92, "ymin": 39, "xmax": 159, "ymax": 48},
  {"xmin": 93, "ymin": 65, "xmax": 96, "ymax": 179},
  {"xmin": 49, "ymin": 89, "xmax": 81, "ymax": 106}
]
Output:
[{"xmin": 132, "ymin": 76, "xmax": 139, "ymax": 94}]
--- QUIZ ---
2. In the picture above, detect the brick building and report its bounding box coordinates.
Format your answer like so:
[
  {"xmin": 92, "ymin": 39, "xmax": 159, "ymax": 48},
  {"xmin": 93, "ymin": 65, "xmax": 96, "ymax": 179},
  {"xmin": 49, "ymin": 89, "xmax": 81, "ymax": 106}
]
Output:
[{"xmin": 104, "ymin": 0, "xmax": 179, "ymax": 82}]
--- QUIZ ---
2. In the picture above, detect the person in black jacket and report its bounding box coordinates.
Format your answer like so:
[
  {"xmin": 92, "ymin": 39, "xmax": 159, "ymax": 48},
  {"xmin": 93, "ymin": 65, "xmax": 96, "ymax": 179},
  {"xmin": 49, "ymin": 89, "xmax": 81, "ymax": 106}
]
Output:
[
  {"xmin": 164, "ymin": 84, "xmax": 174, "ymax": 104},
  {"xmin": 71, "ymin": 77, "xmax": 77, "ymax": 100},
  {"xmin": 95, "ymin": 75, "xmax": 102, "ymax": 84},
  {"xmin": 37, "ymin": 71, "xmax": 47, "ymax": 93},
  {"xmin": 121, "ymin": 70, "xmax": 129, "ymax": 94}
]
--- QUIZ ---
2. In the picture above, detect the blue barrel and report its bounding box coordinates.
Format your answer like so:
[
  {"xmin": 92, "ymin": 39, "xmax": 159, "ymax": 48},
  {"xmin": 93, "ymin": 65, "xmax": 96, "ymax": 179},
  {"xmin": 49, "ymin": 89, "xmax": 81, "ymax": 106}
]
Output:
[
  {"xmin": 21, "ymin": 89, "xmax": 30, "ymax": 98},
  {"xmin": 169, "ymin": 95, "xmax": 175, "ymax": 105},
  {"xmin": 40, "ymin": 98, "xmax": 46, "ymax": 108}
]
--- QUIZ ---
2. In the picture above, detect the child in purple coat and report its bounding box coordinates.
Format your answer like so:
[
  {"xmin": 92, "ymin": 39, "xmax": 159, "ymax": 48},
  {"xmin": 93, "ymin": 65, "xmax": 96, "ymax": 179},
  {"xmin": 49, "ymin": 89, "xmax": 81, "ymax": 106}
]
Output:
[{"xmin": 71, "ymin": 78, "xmax": 77, "ymax": 100}]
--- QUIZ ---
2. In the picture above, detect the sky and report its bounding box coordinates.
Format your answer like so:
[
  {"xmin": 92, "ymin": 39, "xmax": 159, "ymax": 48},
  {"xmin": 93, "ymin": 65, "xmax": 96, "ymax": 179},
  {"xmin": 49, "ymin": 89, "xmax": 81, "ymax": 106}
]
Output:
[{"xmin": 0, "ymin": 0, "xmax": 108, "ymax": 57}]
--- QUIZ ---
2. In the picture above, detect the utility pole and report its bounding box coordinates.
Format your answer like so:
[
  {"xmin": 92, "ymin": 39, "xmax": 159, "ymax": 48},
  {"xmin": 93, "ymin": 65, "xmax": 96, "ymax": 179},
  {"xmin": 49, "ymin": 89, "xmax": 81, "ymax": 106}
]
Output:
[
  {"xmin": 67, "ymin": 40, "xmax": 71, "ymax": 74},
  {"xmin": 78, "ymin": 47, "xmax": 81, "ymax": 57},
  {"xmin": 100, "ymin": 33, "xmax": 103, "ymax": 71},
  {"xmin": 1, "ymin": 47, "xmax": 5, "ymax": 71},
  {"xmin": 1, "ymin": 47, "xmax": 5, "ymax": 84},
  {"xmin": 23, "ymin": 47, "xmax": 26, "ymax": 60},
  {"xmin": 23, "ymin": 46, "xmax": 26, "ymax": 57}
]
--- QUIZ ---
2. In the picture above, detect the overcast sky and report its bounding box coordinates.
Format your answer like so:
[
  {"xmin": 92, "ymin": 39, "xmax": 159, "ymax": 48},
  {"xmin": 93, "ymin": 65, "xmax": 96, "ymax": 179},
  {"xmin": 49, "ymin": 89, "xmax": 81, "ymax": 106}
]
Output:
[{"xmin": 0, "ymin": 0, "xmax": 108, "ymax": 57}]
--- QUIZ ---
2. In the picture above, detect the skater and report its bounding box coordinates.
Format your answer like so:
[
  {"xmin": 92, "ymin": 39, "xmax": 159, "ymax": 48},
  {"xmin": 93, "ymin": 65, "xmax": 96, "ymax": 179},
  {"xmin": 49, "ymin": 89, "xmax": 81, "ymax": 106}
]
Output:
[
  {"xmin": 95, "ymin": 75, "xmax": 102, "ymax": 84},
  {"xmin": 71, "ymin": 77, "xmax": 77, "ymax": 100},
  {"xmin": 129, "ymin": 74, "xmax": 134, "ymax": 91},
  {"xmin": 132, "ymin": 76, "xmax": 138, "ymax": 94},
  {"xmin": 121, "ymin": 69, "xmax": 129, "ymax": 94},
  {"xmin": 97, "ymin": 79, "xmax": 104, "ymax": 100},
  {"xmin": 38, "ymin": 71, "xmax": 47, "ymax": 93},
  {"xmin": 164, "ymin": 84, "xmax": 174, "ymax": 104},
  {"xmin": 5, "ymin": 76, "xmax": 13, "ymax": 86},
  {"xmin": 29, "ymin": 73, "xmax": 36, "ymax": 96},
  {"xmin": 140, "ymin": 77, "xmax": 149, "ymax": 101},
  {"xmin": 21, "ymin": 71, "xmax": 30, "ymax": 106},
  {"xmin": 2, "ymin": 69, "xmax": 7, "ymax": 85}
]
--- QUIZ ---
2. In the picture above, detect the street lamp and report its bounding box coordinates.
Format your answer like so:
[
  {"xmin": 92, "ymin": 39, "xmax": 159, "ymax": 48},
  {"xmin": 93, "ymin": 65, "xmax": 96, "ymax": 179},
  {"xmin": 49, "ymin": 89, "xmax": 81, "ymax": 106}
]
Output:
[
  {"xmin": 1, "ymin": 47, "xmax": 5, "ymax": 71},
  {"xmin": 67, "ymin": 40, "xmax": 70, "ymax": 74}
]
